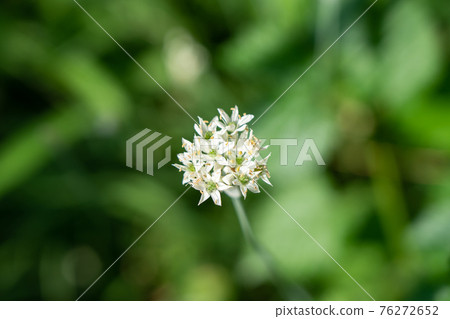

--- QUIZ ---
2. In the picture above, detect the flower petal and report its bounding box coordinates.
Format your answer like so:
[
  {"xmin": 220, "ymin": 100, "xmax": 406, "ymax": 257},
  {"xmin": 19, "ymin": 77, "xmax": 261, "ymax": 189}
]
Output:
[
  {"xmin": 246, "ymin": 182, "xmax": 260, "ymax": 193},
  {"xmin": 240, "ymin": 185, "xmax": 248, "ymax": 199},
  {"xmin": 222, "ymin": 174, "xmax": 235, "ymax": 185},
  {"xmin": 173, "ymin": 163, "xmax": 186, "ymax": 171},
  {"xmin": 218, "ymin": 108, "xmax": 230, "ymax": 124},
  {"xmin": 217, "ymin": 182, "xmax": 231, "ymax": 191},
  {"xmin": 198, "ymin": 191, "xmax": 210, "ymax": 205},
  {"xmin": 212, "ymin": 169, "xmax": 221, "ymax": 182},
  {"xmin": 260, "ymin": 175, "xmax": 272, "ymax": 186},
  {"xmin": 194, "ymin": 136, "xmax": 202, "ymax": 149},
  {"xmin": 216, "ymin": 156, "xmax": 229, "ymax": 166},
  {"xmin": 211, "ymin": 190, "xmax": 222, "ymax": 206},
  {"xmin": 238, "ymin": 114, "xmax": 254, "ymax": 126},
  {"xmin": 231, "ymin": 106, "xmax": 239, "ymax": 122},
  {"xmin": 182, "ymin": 173, "xmax": 192, "ymax": 184},
  {"xmin": 204, "ymin": 161, "xmax": 214, "ymax": 172},
  {"xmin": 209, "ymin": 116, "xmax": 219, "ymax": 130},
  {"xmin": 216, "ymin": 121, "xmax": 226, "ymax": 130}
]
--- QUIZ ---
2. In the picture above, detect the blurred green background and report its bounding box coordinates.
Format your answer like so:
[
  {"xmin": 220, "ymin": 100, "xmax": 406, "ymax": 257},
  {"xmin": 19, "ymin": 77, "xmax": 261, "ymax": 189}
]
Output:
[{"xmin": 0, "ymin": 0, "xmax": 449, "ymax": 300}]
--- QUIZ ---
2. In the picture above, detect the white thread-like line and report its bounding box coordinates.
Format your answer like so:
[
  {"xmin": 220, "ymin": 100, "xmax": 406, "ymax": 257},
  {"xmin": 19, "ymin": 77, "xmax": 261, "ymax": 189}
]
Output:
[
  {"xmin": 252, "ymin": 0, "xmax": 378, "ymax": 125},
  {"xmin": 72, "ymin": 0, "xmax": 197, "ymax": 123},
  {"xmin": 259, "ymin": 185, "xmax": 376, "ymax": 301},
  {"xmin": 76, "ymin": 187, "xmax": 191, "ymax": 300}
]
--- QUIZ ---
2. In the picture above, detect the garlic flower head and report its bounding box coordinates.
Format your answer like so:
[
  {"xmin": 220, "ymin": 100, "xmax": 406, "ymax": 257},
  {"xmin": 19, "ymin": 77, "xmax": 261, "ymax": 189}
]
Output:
[{"xmin": 174, "ymin": 106, "xmax": 271, "ymax": 206}]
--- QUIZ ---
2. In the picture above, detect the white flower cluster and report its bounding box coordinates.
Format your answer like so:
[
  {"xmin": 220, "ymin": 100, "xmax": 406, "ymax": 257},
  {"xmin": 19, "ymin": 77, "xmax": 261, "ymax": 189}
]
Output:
[{"xmin": 174, "ymin": 106, "xmax": 271, "ymax": 206}]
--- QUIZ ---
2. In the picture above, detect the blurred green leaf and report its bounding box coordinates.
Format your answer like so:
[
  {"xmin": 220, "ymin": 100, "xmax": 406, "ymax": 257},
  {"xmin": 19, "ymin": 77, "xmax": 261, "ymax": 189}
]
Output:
[{"xmin": 378, "ymin": 0, "xmax": 442, "ymax": 106}]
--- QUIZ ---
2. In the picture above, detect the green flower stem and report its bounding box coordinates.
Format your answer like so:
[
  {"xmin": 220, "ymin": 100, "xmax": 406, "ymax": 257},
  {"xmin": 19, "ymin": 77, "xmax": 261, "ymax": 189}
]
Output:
[
  {"xmin": 230, "ymin": 195, "xmax": 310, "ymax": 300},
  {"xmin": 231, "ymin": 195, "xmax": 254, "ymax": 244}
]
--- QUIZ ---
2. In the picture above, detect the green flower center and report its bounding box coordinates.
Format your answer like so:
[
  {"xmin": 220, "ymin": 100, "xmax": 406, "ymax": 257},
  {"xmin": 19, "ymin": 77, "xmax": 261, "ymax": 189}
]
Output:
[
  {"xmin": 188, "ymin": 164, "xmax": 195, "ymax": 172},
  {"xmin": 209, "ymin": 149, "xmax": 217, "ymax": 157},
  {"xmin": 228, "ymin": 122, "xmax": 237, "ymax": 132},
  {"xmin": 206, "ymin": 181, "xmax": 217, "ymax": 192},
  {"xmin": 238, "ymin": 175, "xmax": 250, "ymax": 185},
  {"xmin": 236, "ymin": 156, "xmax": 244, "ymax": 165},
  {"xmin": 204, "ymin": 131, "xmax": 213, "ymax": 139}
]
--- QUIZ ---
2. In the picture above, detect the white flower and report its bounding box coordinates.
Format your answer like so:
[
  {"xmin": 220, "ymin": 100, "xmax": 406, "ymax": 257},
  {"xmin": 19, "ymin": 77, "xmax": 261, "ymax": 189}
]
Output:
[
  {"xmin": 194, "ymin": 116, "xmax": 221, "ymax": 139},
  {"xmin": 218, "ymin": 106, "xmax": 254, "ymax": 134},
  {"xmin": 193, "ymin": 168, "xmax": 231, "ymax": 205},
  {"xmin": 174, "ymin": 106, "xmax": 271, "ymax": 206}
]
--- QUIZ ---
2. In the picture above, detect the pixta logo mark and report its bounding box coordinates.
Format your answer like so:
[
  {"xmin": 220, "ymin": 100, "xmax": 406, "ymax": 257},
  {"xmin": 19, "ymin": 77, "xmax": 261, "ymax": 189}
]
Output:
[{"xmin": 126, "ymin": 129, "xmax": 172, "ymax": 176}]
